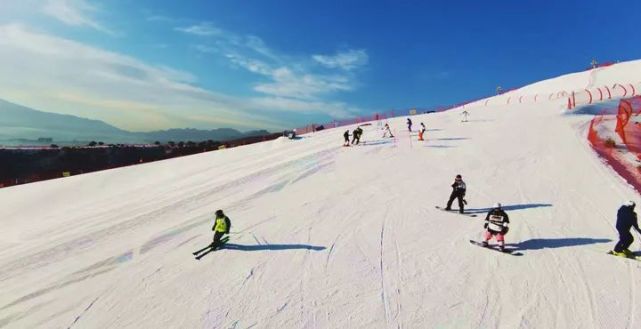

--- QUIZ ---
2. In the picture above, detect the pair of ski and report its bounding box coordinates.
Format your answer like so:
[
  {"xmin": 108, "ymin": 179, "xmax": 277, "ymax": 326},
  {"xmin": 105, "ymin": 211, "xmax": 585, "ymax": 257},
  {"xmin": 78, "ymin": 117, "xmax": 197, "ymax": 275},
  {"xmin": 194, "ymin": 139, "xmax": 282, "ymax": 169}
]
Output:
[
  {"xmin": 193, "ymin": 236, "xmax": 229, "ymax": 260},
  {"xmin": 606, "ymin": 250, "xmax": 641, "ymax": 261}
]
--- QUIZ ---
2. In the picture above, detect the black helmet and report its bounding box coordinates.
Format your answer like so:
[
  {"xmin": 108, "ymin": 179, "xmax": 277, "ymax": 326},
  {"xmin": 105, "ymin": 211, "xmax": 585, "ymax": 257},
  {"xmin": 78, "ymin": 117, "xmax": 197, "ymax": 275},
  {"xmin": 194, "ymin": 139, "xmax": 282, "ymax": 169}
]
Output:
[{"xmin": 215, "ymin": 209, "xmax": 224, "ymax": 217}]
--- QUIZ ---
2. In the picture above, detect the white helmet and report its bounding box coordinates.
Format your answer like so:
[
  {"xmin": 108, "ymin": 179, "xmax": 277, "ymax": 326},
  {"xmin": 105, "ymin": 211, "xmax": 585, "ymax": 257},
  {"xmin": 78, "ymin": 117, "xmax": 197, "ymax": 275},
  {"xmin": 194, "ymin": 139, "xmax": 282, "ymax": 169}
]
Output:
[
  {"xmin": 494, "ymin": 202, "xmax": 502, "ymax": 209},
  {"xmin": 624, "ymin": 200, "xmax": 636, "ymax": 207}
]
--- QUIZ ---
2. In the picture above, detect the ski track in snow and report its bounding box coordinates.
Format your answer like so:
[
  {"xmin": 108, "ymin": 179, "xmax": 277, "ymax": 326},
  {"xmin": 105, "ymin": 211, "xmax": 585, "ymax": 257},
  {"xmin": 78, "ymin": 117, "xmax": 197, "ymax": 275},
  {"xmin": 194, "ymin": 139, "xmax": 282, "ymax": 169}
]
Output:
[{"xmin": 4, "ymin": 61, "xmax": 641, "ymax": 328}]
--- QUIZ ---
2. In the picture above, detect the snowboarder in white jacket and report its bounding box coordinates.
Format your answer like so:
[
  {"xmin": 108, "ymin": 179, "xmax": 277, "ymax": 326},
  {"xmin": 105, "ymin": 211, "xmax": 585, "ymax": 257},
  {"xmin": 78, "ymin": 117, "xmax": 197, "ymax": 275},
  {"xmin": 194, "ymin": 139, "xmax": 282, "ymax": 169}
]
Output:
[
  {"xmin": 382, "ymin": 123, "xmax": 394, "ymax": 138},
  {"xmin": 461, "ymin": 110, "xmax": 470, "ymax": 122},
  {"xmin": 482, "ymin": 203, "xmax": 510, "ymax": 251}
]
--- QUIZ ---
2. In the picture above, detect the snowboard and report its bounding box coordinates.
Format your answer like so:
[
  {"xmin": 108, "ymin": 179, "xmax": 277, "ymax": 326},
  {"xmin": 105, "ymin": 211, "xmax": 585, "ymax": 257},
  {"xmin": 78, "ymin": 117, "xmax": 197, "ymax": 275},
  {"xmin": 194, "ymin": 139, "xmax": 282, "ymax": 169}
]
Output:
[
  {"xmin": 469, "ymin": 240, "xmax": 523, "ymax": 256},
  {"xmin": 435, "ymin": 206, "xmax": 477, "ymax": 217},
  {"xmin": 193, "ymin": 236, "xmax": 230, "ymax": 260}
]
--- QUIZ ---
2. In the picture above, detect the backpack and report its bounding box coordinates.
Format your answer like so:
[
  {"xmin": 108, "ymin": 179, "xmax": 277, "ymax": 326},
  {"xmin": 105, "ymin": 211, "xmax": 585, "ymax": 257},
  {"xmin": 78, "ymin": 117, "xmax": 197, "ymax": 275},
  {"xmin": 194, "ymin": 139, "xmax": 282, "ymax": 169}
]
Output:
[{"xmin": 224, "ymin": 216, "xmax": 231, "ymax": 234}]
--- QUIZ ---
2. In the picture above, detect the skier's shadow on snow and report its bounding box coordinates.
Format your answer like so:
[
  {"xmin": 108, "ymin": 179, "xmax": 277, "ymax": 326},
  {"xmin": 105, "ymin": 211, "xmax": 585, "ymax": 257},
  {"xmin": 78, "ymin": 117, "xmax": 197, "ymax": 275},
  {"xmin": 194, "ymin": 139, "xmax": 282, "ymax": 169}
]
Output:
[
  {"xmin": 464, "ymin": 203, "xmax": 552, "ymax": 214},
  {"xmin": 433, "ymin": 137, "xmax": 469, "ymax": 141},
  {"xmin": 424, "ymin": 145, "xmax": 455, "ymax": 148},
  {"xmin": 464, "ymin": 119, "xmax": 493, "ymax": 123},
  {"xmin": 222, "ymin": 243, "xmax": 326, "ymax": 252},
  {"xmin": 359, "ymin": 140, "xmax": 395, "ymax": 146},
  {"xmin": 508, "ymin": 238, "xmax": 611, "ymax": 251}
]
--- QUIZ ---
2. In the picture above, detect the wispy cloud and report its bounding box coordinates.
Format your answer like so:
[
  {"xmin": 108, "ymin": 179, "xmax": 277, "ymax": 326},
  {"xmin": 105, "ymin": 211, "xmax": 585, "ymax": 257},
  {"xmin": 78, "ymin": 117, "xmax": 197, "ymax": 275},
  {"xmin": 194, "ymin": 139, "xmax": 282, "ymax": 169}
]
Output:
[
  {"xmin": 224, "ymin": 53, "xmax": 272, "ymax": 75},
  {"xmin": 180, "ymin": 22, "xmax": 365, "ymax": 118},
  {"xmin": 254, "ymin": 67, "xmax": 353, "ymax": 99},
  {"xmin": 313, "ymin": 49, "xmax": 368, "ymax": 71},
  {"xmin": 42, "ymin": 0, "xmax": 114, "ymax": 35},
  {"xmin": 146, "ymin": 15, "xmax": 176, "ymax": 23},
  {"xmin": 175, "ymin": 22, "xmax": 221, "ymax": 36},
  {"xmin": 249, "ymin": 97, "xmax": 356, "ymax": 118},
  {"xmin": 0, "ymin": 24, "xmax": 287, "ymax": 131},
  {"xmin": 193, "ymin": 44, "xmax": 218, "ymax": 54}
]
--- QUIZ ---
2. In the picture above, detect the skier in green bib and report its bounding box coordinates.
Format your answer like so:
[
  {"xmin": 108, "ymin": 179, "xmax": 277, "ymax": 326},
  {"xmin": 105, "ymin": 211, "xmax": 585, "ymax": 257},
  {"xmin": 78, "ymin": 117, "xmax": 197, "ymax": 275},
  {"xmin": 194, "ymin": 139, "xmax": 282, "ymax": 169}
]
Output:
[{"xmin": 212, "ymin": 209, "xmax": 231, "ymax": 249}]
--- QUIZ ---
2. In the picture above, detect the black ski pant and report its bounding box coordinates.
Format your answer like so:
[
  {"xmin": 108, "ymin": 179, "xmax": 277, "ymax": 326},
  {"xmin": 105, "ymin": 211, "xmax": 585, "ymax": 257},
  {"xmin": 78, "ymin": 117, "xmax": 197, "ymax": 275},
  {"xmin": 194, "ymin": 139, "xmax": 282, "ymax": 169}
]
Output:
[
  {"xmin": 446, "ymin": 192, "xmax": 465, "ymax": 213},
  {"xmin": 614, "ymin": 230, "xmax": 634, "ymax": 252},
  {"xmin": 212, "ymin": 231, "xmax": 225, "ymax": 249},
  {"xmin": 351, "ymin": 136, "xmax": 360, "ymax": 145}
]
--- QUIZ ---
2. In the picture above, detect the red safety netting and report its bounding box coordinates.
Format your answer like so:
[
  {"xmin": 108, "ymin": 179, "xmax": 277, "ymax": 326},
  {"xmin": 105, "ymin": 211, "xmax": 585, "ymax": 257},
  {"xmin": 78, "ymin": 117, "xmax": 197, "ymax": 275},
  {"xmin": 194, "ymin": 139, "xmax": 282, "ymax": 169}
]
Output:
[
  {"xmin": 588, "ymin": 97, "xmax": 641, "ymax": 193},
  {"xmin": 615, "ymin": 96, "xmax": 641, "ymax": 155}
]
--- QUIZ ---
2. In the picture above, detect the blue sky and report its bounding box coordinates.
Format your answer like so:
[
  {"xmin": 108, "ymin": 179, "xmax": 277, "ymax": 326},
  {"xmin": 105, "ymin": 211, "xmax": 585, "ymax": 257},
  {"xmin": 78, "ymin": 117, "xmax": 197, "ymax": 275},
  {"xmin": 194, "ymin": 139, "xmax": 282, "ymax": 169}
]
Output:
[{"xmin": 0, "ymin": 0, "xmax": 640, "ymax": 132}]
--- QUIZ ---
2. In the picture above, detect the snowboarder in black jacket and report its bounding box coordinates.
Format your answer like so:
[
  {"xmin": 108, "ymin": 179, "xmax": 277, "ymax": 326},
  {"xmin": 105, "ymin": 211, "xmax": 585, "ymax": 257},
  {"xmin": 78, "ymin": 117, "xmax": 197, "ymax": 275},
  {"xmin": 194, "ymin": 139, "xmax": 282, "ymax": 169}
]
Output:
[
  {"xmin": 445, "ymin": 174, "xmax": 466, "ymax": 213},
  {"xmin": 351, "ymin": 127, "xmax": 363, "ymax": 145},
  {"xmin": 482, "ymin": 203, "xmax": 510, "ymax": 251},
  {"xmin": 612, "ymin": 201, "xmax": 641, "ymax": 257},
  {"xmin": 343, "ymin": 130, "xmax": 350, "ymax": 146}
]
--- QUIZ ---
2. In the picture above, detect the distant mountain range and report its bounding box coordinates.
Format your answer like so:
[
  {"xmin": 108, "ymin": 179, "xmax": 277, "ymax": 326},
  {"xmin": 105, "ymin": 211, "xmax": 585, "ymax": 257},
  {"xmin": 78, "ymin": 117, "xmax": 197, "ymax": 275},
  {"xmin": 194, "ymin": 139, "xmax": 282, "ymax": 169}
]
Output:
[{"xmin": 0, "ymin": 99, "xmax": 271, "ymax": 145}]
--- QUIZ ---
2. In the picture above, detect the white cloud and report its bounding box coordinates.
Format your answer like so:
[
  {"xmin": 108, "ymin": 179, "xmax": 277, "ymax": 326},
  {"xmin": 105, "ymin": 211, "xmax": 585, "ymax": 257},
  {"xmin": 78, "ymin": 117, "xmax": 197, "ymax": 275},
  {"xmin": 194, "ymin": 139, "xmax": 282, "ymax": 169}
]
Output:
[
  {"xmin": 193, "ymin": 44, "xmax": 217, "ymax": 54},
  {"xmin": 42, "ymin": 0, "xmax": 113, "ymax": 35},
  {"xmin": 222, "ymin": 51, "xmax": 356, "ymax": 103},
  {"xmin": 313, "ymin": 49, "xmax": 368, "ymax": 71},
  {"xmin": 177, "ymin": 21, "xmax": 364, "ymax": 101},
  {"xmin": 254, "ymin": 67, "xmax": 353, "ymax": 99},
  {"xmin": 0, "ymin": 17, "xmax": 366, "ymax": 131},
  {"xmin": 146, "ymin": 15, "xmax": 176, "ymax": 23},
  {"xmin": 0, "ymin": 24, "xmax": 287, "ymax": 131},
  {"xmin": 224, "ymin": 53, "xmax": 272, "ymax": 75},
  {"xmin": 175, "ymin": 22, "xmax": 221, "ymax": 36},
  {"xmin": 250, "ymin": 97, "xmax": 355, "ymax": 118}
]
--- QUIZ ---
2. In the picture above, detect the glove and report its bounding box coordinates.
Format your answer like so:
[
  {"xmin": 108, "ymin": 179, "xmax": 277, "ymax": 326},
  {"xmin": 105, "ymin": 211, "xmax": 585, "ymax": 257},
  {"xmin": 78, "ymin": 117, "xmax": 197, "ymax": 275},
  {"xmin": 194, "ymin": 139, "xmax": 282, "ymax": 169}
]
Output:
[
  {"xmin": 502, "ymin": 227, "xmax": 509, "ymax": 234},
  {"xmin": 483, "ymin": 223, "xmax": 488, "ymax": 229}
]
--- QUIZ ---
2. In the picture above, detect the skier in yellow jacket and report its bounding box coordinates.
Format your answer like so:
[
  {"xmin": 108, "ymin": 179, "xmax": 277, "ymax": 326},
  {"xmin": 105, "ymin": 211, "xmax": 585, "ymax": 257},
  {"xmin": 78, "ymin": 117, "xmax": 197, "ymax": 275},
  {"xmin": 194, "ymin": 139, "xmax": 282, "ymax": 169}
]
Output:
[{"xmin": 212, "ymin": 209, "xmax": 231, "ymax": 249}]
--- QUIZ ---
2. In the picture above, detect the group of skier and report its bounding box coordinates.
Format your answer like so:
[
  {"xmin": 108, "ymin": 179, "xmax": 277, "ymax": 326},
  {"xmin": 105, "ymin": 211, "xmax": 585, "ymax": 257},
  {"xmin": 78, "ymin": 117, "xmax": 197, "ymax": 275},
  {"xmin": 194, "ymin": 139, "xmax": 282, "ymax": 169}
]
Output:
[
  {"xmin": 403, "ymin": 118, "xmax": 427, "ymax": 140},
  {"xmin": 406, "ymin": 118, "xmax": 427, "ymax": 140},
  {"xmin": 443, "ymin": 174, "xmax": 510, "ymax": 251},
  {"xmin": 342, "ymin": 119, "xmax": 429, "ymax": 146},
  {"xmin": 200, "ymin": 177, "xmax": 638, "ymax": 258},
  {"xmin": 200, "ymin": 120, "xmax": 641, "ymax": 258},
  {"xmin": 343, "ymin": 127, "xmax": 364, "ymax": 146},
  {"xmin": 443, "ymin": 174, "xmax": 640, "ymax": 256}
]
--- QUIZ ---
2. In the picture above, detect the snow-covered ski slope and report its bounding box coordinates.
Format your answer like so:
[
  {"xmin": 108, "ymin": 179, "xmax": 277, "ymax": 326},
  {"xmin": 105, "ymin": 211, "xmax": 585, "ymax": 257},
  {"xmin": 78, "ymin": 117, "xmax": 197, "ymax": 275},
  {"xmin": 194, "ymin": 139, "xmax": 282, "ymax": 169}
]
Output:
[{"xmin": 2, "ymin": 61, "xmax": 641, "ymax": 329}]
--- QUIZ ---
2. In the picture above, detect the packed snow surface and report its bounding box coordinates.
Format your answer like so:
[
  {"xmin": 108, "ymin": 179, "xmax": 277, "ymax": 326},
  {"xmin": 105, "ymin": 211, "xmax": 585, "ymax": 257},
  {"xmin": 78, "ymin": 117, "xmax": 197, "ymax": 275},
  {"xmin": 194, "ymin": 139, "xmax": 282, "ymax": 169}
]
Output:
[{"xmin": 2, "ymin": 61, "xmax": 641, "ymax": 328}]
